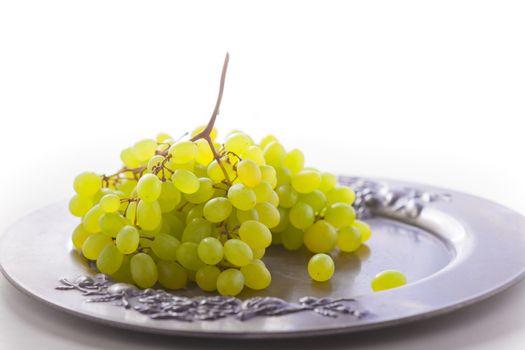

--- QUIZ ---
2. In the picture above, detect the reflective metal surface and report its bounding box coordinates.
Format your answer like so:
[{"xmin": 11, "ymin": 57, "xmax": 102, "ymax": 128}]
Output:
[{"xmin": 1, "ymin": 178, "xmax": 525, "ymax": 338}]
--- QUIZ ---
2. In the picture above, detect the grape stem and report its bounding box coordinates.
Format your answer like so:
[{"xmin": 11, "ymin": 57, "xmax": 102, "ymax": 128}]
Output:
[{"xmin": 191, "ymin": 53, "xmax": 232, "ymax": 185}]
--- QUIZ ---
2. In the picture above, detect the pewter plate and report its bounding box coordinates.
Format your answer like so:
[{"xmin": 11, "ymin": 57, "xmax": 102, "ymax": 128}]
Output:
[{"xmin": 1, "ymin": 177, "xmax": 525, "ymax": 338}]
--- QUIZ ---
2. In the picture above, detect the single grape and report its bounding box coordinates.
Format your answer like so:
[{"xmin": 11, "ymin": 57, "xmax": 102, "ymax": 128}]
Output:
[
  {"xmin": 72, "ymin": 224, "xmax": 92, "ymax": 250},
  {"xmin": 216, "ymin": 269, "xmax": 245, "ymax": 296},
  {"xmin": 116, "ymin": 225, "xmax": 140, "ymax": 254},
  {"xmin": 207, "ymin": 159, "xmax": 235, "ymax": 183},
  {"xmin": 196, "ymin": 265, "xmax": 221, "ymax": 292},
  {"xmin": 181, "ymin": 218, "xmax": 212, "ymax": 243},
  {"xmin": 157, "ymin": 261, "xmax": 188, "ymax": 290},
  {"xmin": 283, "ymin": 149, "xmax": 304, "ymax": 174},
  {"xmin": 81, "ymin": 233, "xmax": 111, "ymax": 260},
  {"xmin": 203, "ymin": 197, "xmax": 233, "ymax": 223},
  {"xmin": 298, "ymin": 190, "xmax": 327, "ymax": 214},
  {"xmin": 120, "ymin": 147, "xmax": 141, "ymax": 168},
  {"xmin": 271, "ymin": 207, "xmax": 290, "ymax": 233},
  {"xmin": 237, "ymin": 160, "xmax": 262, "ymax": 187},
  {"xmin": 291, "ymin": 170, "xmax": 321, "ymax": 193},
  {"xmin": 239, "ymin": 220, "xmax": 272, "ymax": 249},
  {"xmin": 252, "ymin": 181, "xmax": 273, "ymax": 204},
  {"xmin": 100, "ymin": 194, "xmax": 120, "ymax": 213},
  {"xmin": 169, "ymin": 141, "xmax": 198, "ymax": 164},
  {"xmin": 326, "ymin": 186, "xmax": 356, "ymax": 205},
  {"xmin": 163, "ymin": 213, "xmax": 185, "ymax": 240},
  {"xmin": 263, "ymin": 141, "xmax": 286, "ymax": 167},
  {"xmin": 74, "ymin": 172, "xmax": 101, "ymax": 197},
  {"xmin": 371, "ymin": 270, "xmax": 407, "ymax": 292},
  {"xmin": 308, "ymin": 253, "xmax": 335, "ymax": 282},
  {"xmin": 241, "ymin": 145, "xmax": 266, "ymax": 165},
  {"xmin": 289, "ymin": 202, "xmax": 315, "ymax": 229},
  {"xmin": 132, "ymin": 139, "xmax": 157, "ymax": 162},
  {"xmin": 337, "ymin": 226, "xmax": 362, "ymax": 252},
  {"xmin": 96, "ymin": 243, "xmax": 124, "ymax": 275},
  {"xmin": 275, "ymin": 166, "xmax": 292, "ymax": 186},
  {"xmin": 136, "ymin": 174, "xmax": 162, "ymax": 202},
  {"xmin": 227, "ymin": 183, "xmax": 256, "ymax": 210},
  {"xmin": 194, "ymin": 138, "xmax": 214, "ymax": 165},
  {"xmin": 185, "ymin": 203, "xmax": 204, "ymax": 223},
  {"xmin": 185, "ymin": 178, "xmax": 214, "ymax": 204},
  {"xmin": 197, "ymin": 237, "xmax": 224, "ymax": 265},
  {"xmin": 303, "ymin": 220, "xmax": 337, "ymax": 253},
  {"xmin": 353, "ymin": 220, "xmax": 372, "ymax": 242},
  {"xmin": 147, "ymin": 155, "xmax": 165, "ymax": 173},
  {"xmin": 241, "ymin": 260, "xmax": 272, "ymax": 290},
  {"xmin": 130, "ymin": 253, "xmax": 158, "ymax": 288},
  {"xmin": 319, "ymin": 172, "xmax": 337, "ymax": 193},
  {"xmin": 325, "ymin": 203, "xmax": 356, "ymax": 228},
  {"xmin": 281, "ymin": 227, "xmax": 304, "ymax": 250},
  {"xmin": 259, "ymin": 165, "xmax": 277, "ymax": 188},
  {"xmin": 69, "ymin": 194, "xmax": 93, "ymax": 217},
  {"xmin": 117, "ymin": 179, "xmax": 137, "ymax": 197},
  {"xmin": 260, "ymin": 134, "xmax": 278, "ymax": 149},
  {"xmin": 99, "ymin": 212, "xmax": 127, "ymax": 237},
  {"xmin": 156, "ymin": 132, "xmax": 173, "ymax": 143},
  {"xmin": 158, "ymin": 181, "xmax": 182, "ymax": 212},
  {"xmin": 111, "ymin": 255, "xmax": 133, "ymax": 283},
  {"xmin": 82, "ymin": 204, "xmax": 104, "ymax": 233},
  {"xmin": 171, "ymin": 169, "xmax": 199, "ymax": 194},
  {"xmin": 268, "ymin": 190, "xmax": 280, "ymax": 207},
  {"xmin": 224, "ymin": 132, "xmax": 252, "ymax": 155},
  {"xmin": 255, "ymin": 203, "xmax": 280, "ymax": 229},
  {"xmin": 124, "ymin": 201, "xmax": 137, "ymax": 224},
  {"xmin": 176, "ymin": 242, "xmax": 205, "ymax": 271},
  {"xmin": 275, "ymin": 184, "xmax": 298, "ymax": 208},
  {"xmin": 236, "ymin": 208, "xmax": 259, "ymax": 223},
  {"xmin": 252, "ymin": 247, "xmax": 265, "ymax": 259},
  {"xmin": 223, "ymin": 239, "xmax": 253, "ymax": 267},
  {"xmin": 137, "ymin": 200, "xmax": 162, "ymax": 231},
  {"xmin": 151, "ymin": 233, "xmax": 180, "ymax": 260}
]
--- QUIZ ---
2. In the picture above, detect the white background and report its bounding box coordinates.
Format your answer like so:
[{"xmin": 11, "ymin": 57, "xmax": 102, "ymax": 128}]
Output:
[{"xmin": 1, "ymin": 1, "xmax": 524, "ymax": 349}]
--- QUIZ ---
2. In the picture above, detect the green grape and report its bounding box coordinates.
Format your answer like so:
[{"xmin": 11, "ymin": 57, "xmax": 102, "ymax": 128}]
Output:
[
  {"xmin": 111, "ymin": 255, "xmax": 133, "ymax": 283},
  {"xmin": 268, "ymin": 190, "xmax": 280, "ymax": 207},
  {"xmin": 81, "ymin": 233, "xmax": 111, "ymax": 260},
  {"xmin": 236, "ymin": 208, "xmax": 259, "ymax": 223},
  {"xmin": 196, "ymin": 265, "xmax": 221, "ymax": 292},
  {"xmin": 298, "ymin": 190, "xmax": 327, "ymax": 214},
  {"xmin": 156, "ymin": 132, "xmax": 173, "ymax": 143},
  {"xmin": 203, "ymin": 197, "xmax": 232, "ymax": 223},
  {"xmin": 227, "ymin": 184, "xmax": 256, "ymax": 210},
  {"xmin": 182, "ymin": 218, "xmax": 212, "ymax": 243},
  {"xmin": 253, "ymin": 181, "xmax": 273, "ymax": 203},
  {"xmin": 139, "ymin": 236, "xmax": 153, "ymax": 248},
  {"xmin": 171, "ymin": 169, "xmax": 200, "ymax": 194},
  {"xmin": 176, "ymin": 242, "xmax": 205, "ymax": 271},
  {"xmin": 157, "ymin": 261, "xmax": 187, "ymax": 290},
  {"xmin": 197, "ymin": 237, "xmax": 224, "ymax": 265},
  {"xmin": 337, "ymin": 226, "xmax": 361, "ymax": 252},
  {"xmin": 72, "ymin": 224, "xmax": 92, "ymax": 250},
  {"xmin": 272, "ymin": 231, "xmax": 282, "ymax": 245},
  {"xmin": 191, "ymin": 124, "xmax": 218, "ymax": 141},
  {"xmin": 194, "ymin": 139, "xmax": 214, "ymax": 165},
  {"xmin": 303, "ymin": 220, "xmax": 337, "ymax": 253},
  {"xmin": 263, "ymin": 141, "xmax": 286, "ymax": 167},
  {"xmin": 99, "ymin": 212, "xmax": 126, "ymax": 237},
  {"xmin": 194, "ymin": 164, "xmax": 208, "ymax": 178},
  {"xmin": 326, "ymin": 186, "xmax": 356, "ymax": 206},
  {"xmin": 169, "ymin": 141, "xmax": 198, "ymax": 164},
  {"xmin": 289, "ymin": 202, "xmax": 315, "ymax": 229},
  {"xmin": 163, "ymin": 213, "xmax": 185, "ymax": 240},
  {"xmin": 136, "ymin": 174, "xmax": 162, "ymax": 202},
  {"xmin": 216, "ymin": 268, "xmax": 245, "ymax": 296},
  {"xmin": 82, "ymin": 204, "xmax": 104, "ymax": 233},
  {"xmin": 281, "ymin": 227, "xmax": 304, "ymax": 250},
  {"xmin": 117, "ymin": 179, "xmax": 137, "ymax": 197},
  {"xmin": 158, "ymin": 181, "xmax": 182, "ymax": 213},
  {"xmin": 136, "ymin": 200, "xmax": 162, "ymax": 231},
  {"xmin": 91, "ymin": 187, "xmax": 112, "ymax": 205},
  {"xmin": 260, "ymin": 134, "xmax": 278, "ymax": 149},
  {"xmin": 237, "ymin": 160, "xmax": 262, "ymax": 187},
  {"xmin": 308, "ymin": 253, "xmax": 335, "ymax": 282},
  {"xmin": 259, "ymin": 165, "xmax": 277, "ymax": 188},
  {"xmin": 130, "ymin": 253, "xmax": 158, "ymax": 288},
  {"xmin": 255, "ymin": 203, "xmax": 280, "ymax": 229},
  {"xmin": 100, "ymin": 194, "xmax": 120, "ymax": 213},
  {"xmin": 124, "ymin": 201, "xmax": 137, "ymax": 224},
  {"xmin": 283, "ymin": 149, "xmax": 304, "ymax": 174},
  {"xmin": 207, "ymin": 159, "xmax": 235, "ymax": 183},
  {"xmin": 371, "ymin": 270, "xmax": 407, "ymax": 292},
  {"xmin": 353, "ymin": 220, "xmax": 372, "ymax": 242},
  {"xmin": 185, "ymin": 178, "xmax": 214, "ymax": 204},
  {"xmin": 120, "ymin": 147, "xmax": 141, "ymax": 168},
  {"xmin": 74, "ymin": 172, "xmax": 101, "ymax": 197},
  {"xmin": 224, "ymin": 132, "xmax": 252, "ymax": 155},
  {"xmin": 275, "ymin": 184, "xmax": 298, "ymax": 208},
  {"xmin": 167, "ymin": 159, "xmax": 195, "ymax": 172},
  {"xmin": 275, "ymin": 166, "xmax": 292, "ymax": 186},
  {"xmin": 147, "ymin": 155, "xmax": 165, "ymax": 173},
  {"xmin": 96, "ymin": 243, "xmax": 123, "ymax": 275},
  {"xmin": 241, "ymin": 260, "xmax": 271, "ymax": 290},
  {"xmin": 151, "ymin": 233, "xmax": 180, "ymax": 260},
  {"xmin": 116, "ymin": 225, "xmax": 140, "ymax": 254},
  {"xmin": 271, "ymin": 207, "xmax": 290, "ymax": 233},
  {"xmin": 69, "ymin": 194, "xmax": 93, "ymax": 217},
  {"xmin": 325, "ymin": 203, "xmax": 356, "ymax": 228},
  {"xmin": 319, "ymin": 172, "xmax": 337, "ymax": 193},
  {"xmin": 241, "ymin": 145, "xmax": 266, "ymax": 165},
  {"xmin": 252, "ymin": 247, "xmax": 265, "ymax": 259},
  {"xmin": 239, "ymin": 220, "xmax": 272, "ymax": 249},
  {"xmin": 223, "ymin": 239, "xmax": 254, "ymax": 267},
  {"xmin": 291, "ymin": 170, "xmax": 321, "ymax": 193},
  {"xmin": 132, "ymin": 139, "xmax": 157, "ymax": 162},
  {"xmin": 186, "ymin": 203, "xmax": 204, "ymax": 223}
]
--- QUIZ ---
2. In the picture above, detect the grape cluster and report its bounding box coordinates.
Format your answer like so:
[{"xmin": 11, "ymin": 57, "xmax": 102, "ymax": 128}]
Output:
[{"xmin": 69, "ymin": 127, "xmax": 372, "ymax": 296}]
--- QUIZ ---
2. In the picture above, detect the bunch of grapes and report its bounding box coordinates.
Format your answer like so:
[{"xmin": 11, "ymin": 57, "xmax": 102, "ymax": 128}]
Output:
[{"xmin": 69, "ymin": 127, "xmax": 372, "ymax": 296}]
